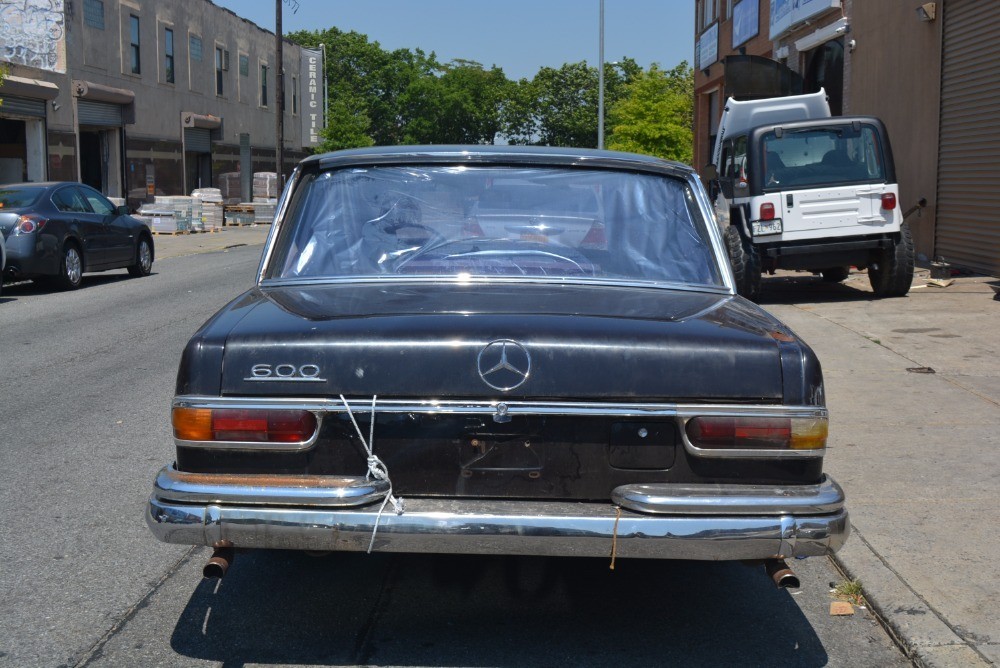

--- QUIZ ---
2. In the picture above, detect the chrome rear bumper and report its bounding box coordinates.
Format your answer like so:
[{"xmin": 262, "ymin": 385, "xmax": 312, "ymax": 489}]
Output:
[{"xmin": 147, "ymin": 466, "xmax": 849, "ymax": 560}]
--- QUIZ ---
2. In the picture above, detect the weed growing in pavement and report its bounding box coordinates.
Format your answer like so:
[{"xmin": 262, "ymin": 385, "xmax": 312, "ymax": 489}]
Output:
[{"xmin": 834, "ymin": 578, "xmax": 866, "ymax": 606}]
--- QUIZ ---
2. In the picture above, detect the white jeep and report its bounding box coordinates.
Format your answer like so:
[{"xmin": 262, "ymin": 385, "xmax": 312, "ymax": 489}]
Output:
[{"xmin": 706, "ymin": 90, "xmax": 913, "ymax": 300}]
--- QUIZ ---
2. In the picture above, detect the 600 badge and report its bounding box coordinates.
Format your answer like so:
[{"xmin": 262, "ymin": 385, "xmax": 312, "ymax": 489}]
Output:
[{"xmin": 245, "ymin": 363, "xmax": 325, "ymax": 382}]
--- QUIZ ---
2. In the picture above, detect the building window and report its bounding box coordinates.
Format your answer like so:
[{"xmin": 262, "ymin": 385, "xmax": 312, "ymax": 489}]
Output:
[
  {"xmin": 701, "ymin": 0, "xmax": 718, "ymax": 29},
  {"xmin": 291, "ymin": 76, "xmax": 298, "ymax": 114},
  {"xmin": 190, "ymin": 35, "xmax": 202, "ymax": 62},
  {"xmin": 216, "ymin": 47, "xmax": 224, "ymax": 95},
  {"xmin": 260, "ymin": 64, "xmax": 269, "ymax": 107},
  {"xmin": 129, "ymin": 15, "xmax": 141, "ymax": 74},
  {"xmin": 239, "ymin": 54, "xmax": 249, "ymax": 77},
  {"xmin": 164, "ymin": 28, "xmax": 175, "ymax": 83},
  {"xmin": 83, "ymin": 0, "xmax": 104, "ymax": 29}
]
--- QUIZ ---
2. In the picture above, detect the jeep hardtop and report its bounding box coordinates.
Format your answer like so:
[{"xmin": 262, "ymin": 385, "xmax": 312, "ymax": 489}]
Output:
[{"xmin": 707, "ymin": 90, "xmax": 913, "ymax": 300}]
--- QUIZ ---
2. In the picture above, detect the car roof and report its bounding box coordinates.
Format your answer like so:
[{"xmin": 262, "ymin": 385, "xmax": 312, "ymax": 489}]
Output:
[
  {"xmin": 746, "ymin": 116, "xmax": 888, "ymax": 142},
  {"xmin": 305, "ymin": 145, "xmax": 696, "ymax": 179}
]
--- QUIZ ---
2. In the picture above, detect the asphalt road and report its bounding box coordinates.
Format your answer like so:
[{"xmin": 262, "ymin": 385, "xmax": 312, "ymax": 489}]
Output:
[{"xmin": 0, "ymin": 246, "xmax": 910, "ymax": 668}]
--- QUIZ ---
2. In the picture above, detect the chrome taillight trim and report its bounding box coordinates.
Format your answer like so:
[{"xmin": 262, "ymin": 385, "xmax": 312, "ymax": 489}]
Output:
[
  {"xmin": 173, "ymin": 409, "xmax": 323, "ymax": 452},
  {"xmin": 172, "ymin": 396, "xmax": 826, "ymax": 458},
  {"xmin": 678, "ymin": 415, "xmax": 829, "ymax": 459}
]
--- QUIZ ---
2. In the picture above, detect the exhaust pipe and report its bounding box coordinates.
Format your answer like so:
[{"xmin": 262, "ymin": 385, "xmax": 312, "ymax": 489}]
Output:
[
  {"xmin": 765, "ymin": 559, "xmax": 800, "ymax": 588},
  {"xmin": 203, "ymin": 542, "xmax": 235, "ymax": 579}
]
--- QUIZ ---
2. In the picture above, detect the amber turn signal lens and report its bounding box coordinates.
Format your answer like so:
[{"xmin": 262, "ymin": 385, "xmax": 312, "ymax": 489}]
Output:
[
  {"xmin": 173, "ymin": 407, "xmax": 317, "ymax": 444},
  {"xmin": 173, "ymin": 407, "xmax": 214, "ymax": 441}
]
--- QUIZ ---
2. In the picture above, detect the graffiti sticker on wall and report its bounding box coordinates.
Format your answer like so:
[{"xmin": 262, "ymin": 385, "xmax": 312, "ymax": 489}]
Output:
[{"xmin": 0, "ymin": 0, "xmax": 68, "ymax": 73}]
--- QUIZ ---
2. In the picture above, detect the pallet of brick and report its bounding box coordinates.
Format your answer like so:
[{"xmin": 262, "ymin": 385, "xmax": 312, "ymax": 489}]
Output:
[
  {"xmin": 253, "ymin": 172, "xmax": 278, "ymax": 199},
  {"xmin": 192, "ymin": 188, "xmax": 224, "ymax": 231},
  {"xmin": 154, "ymin": 196, "xmax": 198, "ymax": 233},
  {"xmin": 225, "ymin": 205, "xmax": 255, "ymax": 226},
  {"xmin": 218, "ymin": 172, "xmax": 242, "ymax": 204},
  {"xmin": 253, "ymin": 202, "xmax": 276, "ymax": 224}
]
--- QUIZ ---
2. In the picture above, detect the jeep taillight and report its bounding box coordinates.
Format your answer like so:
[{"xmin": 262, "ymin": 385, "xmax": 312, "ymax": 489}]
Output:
[
  {"xmin": 759, "ymin": 203, "xmax": 776, "ymax": 221},
  {"xmin": 686, "ymin": 416, "xmax": 827, "ymax": 451},
  {"xmin": 173, "ymin": 407, "xmax": 317, "ymax": 443},
  {"xmin": 881, "ymin": 193, "xmax": 896, "ymax": 210}
]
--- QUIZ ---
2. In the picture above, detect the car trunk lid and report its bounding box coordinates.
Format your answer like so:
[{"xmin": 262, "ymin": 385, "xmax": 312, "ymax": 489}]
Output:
[{"xmin": 218, "ymin": 283, "xmax": 786, "ymax": 402}]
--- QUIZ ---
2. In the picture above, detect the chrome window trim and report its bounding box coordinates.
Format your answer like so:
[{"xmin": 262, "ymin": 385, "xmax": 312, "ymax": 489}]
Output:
[
  {"xmin": 255, "ymin": 162, "xmax": 736, "ymax": 297},
  {"xmin": 256, "ymin": 274, "xmax": 733, "ymax": 296},
  {"xmin": 173, "ymin": 396, "xmax": 826, "ymax": 458}
]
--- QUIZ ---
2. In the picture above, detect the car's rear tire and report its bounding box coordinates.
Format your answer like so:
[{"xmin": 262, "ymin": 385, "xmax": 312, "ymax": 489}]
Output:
[
  {"xmin": 821, "ymin": 266, "xmax": 850, "ymax": 283},
  {"xmin": 127, "ymin": 235, "xmax": 153, "ymax": 277},
  {"xmin": 869, "ymin": 222, "xmax": 914, "ymax": 298},
  {"xmin": 55, "ymin": 242, "xmax": 83, "ymax": 290},
  {"xmin": 724, "ymin": 225, "xmax": 762, "ymax": 301}
]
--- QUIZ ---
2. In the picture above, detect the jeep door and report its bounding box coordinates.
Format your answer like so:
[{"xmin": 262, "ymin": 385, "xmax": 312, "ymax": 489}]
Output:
[{"xmin": 760, "ymin": 124, "xmax": 898, "ymax": 240}]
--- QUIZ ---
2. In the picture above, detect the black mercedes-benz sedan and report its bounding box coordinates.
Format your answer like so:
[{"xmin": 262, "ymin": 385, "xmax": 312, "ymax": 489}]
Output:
[
  {"xmin": 147, "ymin": 146, "xmax": 847, "ymax": 586},
  {"xmin": 0, "ymin": 182, "xmax": 154, "ymax": 290}
]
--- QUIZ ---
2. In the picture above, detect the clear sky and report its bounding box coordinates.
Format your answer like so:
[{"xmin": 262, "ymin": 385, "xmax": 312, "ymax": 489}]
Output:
[{"xmin": 211, "ymin": 0, "xmax": 695, "ymax": 80}]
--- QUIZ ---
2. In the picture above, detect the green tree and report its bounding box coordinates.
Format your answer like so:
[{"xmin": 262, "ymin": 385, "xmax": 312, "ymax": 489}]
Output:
[
  {"xmin": 288, "ymin": 27, "xmax": 438, "ymax": 149},
  {"xmin": 606, "ymin": 62, "xmax": 693, "ymax": 163},
  {"xmin": 527, "ymin": 58, "xmax": 640, "ymax": 148},
  {"xmin": 401, "ymin": 60, "xmax": 509, "ymax": 145}
]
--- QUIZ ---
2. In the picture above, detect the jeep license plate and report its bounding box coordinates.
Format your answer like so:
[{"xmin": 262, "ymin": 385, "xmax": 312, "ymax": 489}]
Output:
[{"xmin": 752, "ymin": 219, "xmax": 782, "ymax": 236}]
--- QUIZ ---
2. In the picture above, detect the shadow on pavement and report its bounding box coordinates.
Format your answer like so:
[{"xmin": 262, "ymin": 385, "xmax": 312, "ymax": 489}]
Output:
[
  {"xmin": 170, "ymin": 551, "xmax": 829, "ymax": 667},
  {"xmin": 757, "ymin": 273, "xmax": 878, "ymax": 306},
  {"xmin": 0, "ymin": 271, "xmax": 153, "ymax": 298}
]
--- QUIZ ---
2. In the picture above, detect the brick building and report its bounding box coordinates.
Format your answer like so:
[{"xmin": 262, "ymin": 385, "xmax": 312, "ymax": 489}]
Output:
[
  {"xmin": 693, "ymin": 0, "xmax": 1000, "ymax": 275},
  {"xmin": 0, "ymin": 0, "xmax": 324, "ymax": 209}
]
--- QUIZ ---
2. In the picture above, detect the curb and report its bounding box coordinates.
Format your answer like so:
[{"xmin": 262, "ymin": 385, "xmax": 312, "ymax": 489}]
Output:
[{"xmin": 834, "ymin": 528, "xmax": 993, "ymax": 667}]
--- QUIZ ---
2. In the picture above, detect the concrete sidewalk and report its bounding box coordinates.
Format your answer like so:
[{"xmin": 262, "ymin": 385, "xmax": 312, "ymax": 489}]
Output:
[
  {"xmin": 764, "ymin": 268, "xmax": 1000, "ymax": 667},
  {"xmin": 150, "ymin": 224, "xmax": 273, "ymax": 261}
]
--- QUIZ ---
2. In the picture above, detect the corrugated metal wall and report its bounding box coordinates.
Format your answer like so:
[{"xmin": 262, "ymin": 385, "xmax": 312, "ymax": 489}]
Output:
[
  {"xmin": 935, "ymin": 0, "xmax": 1000, "ymax": 275},
  {"xmin": 77, "ymin": 100, "xmax": 123, "ymax": 127},
  {"xmin": 0, "ymin": 96, "xmax": 46, "ymax": 118}
]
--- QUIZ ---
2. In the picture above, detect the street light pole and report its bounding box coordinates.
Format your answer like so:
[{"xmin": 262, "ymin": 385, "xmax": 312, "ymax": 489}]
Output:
[
  {"xmin": 598, "ymin": 0, "xmax": 605, "ymax": 150},
  {"xmin": 275, "ymin": 0, "xmax": 284, "ymax": 187}
]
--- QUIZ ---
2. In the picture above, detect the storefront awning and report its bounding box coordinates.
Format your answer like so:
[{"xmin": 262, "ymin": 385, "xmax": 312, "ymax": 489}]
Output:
[
  {"xmin": 182, "ymin": 113, "xmax": 222, "ymax": 130},
  {"xmin": 0, "ymin": 75, "xmax": 59, "ymax": 101},
  {"xmin": 72, "ymin": 80, "xmax": 135, "ymax": 105}
]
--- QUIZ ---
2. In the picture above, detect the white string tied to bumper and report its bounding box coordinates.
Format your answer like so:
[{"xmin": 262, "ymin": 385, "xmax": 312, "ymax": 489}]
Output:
[{"xmin": 339, "ymin": 394, "xmax": 405, "ymax": 553}]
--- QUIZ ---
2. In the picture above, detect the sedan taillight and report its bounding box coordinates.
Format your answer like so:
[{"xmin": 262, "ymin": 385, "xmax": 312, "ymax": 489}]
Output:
[
  {"xmin": 686, "ymin": 416, "xmax": 827, "ymax": 451},
  {"xmin": 16, "ymin": 215, "xmax": 47, "ymax": 234},
  {"xmin": 173, "ymin": 407, "xmax": 318, "ymax": 444}
]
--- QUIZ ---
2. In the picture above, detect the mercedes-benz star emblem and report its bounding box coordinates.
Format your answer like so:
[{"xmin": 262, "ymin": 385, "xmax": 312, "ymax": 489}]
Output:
[{"xmin": 477, "ymin": 340, "xmax": 531, "ymax": 391}]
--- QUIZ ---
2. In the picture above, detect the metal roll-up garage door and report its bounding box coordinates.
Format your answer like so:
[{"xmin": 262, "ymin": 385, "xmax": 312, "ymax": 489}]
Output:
[
  {"xmin": 78, "ymin": 99, "xmax": 123, "ymax": 126},
  {"xmin": 0, "ymin": 95, "xmax": 46, "ymax": 118},
  {"xmin": 935, "ymin": 1, "xmax": 1000, "ymax": 275},
  {"xmin": 184, "ymin": 127, "xmax": 211, "ymax": 153}
]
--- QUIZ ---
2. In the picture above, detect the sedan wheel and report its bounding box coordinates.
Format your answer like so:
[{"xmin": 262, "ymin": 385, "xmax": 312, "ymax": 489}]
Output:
[
  {"xmin": 57, "ymin": 244, "xmax": 83, "ymax": 290},
  {"xmin": 128, "ymin": 237, "xmax": 153, "ymax": 277}
]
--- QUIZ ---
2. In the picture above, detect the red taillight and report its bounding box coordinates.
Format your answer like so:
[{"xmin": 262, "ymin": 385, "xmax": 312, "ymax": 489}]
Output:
[
  {"xmin": 16, "ymin": 215, "xmax": 47, "ymax": 234},
  {"xmin": 580, "ymin": 221, "xmax": 607, "ymax": 249},
  {"xmin": 173, "ymin": 407, "xmax": 317, "ymax": 443},
  {"xmin": 881, "ymin": 193, "xmax": 896, "ymax": 210},
  {"xmin": 759, "ymin": 203, "xmax": 775, "ymax": 221},
  {"xmin": 686, "ymin": 416, "xmax": 828, "ymax": 451}
]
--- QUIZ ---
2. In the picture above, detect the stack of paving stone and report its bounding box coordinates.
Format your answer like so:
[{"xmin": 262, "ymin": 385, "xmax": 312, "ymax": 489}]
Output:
[{"xmin": 192, "ymin": 188, "xmax": 224, "ymax": 231}]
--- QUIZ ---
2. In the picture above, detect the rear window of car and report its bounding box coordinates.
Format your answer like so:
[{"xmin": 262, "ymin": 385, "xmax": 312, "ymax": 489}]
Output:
[
  {"xmin": 0, "ymin": 187, "xmax": 44, "ymax": 209},
  {"xmin": 269, "ymin": 165, "xmax": 724, "ymax": 288},
  {"xmin": 761, "ymin": 124, "xmax": 886, "ymax": 190}
]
